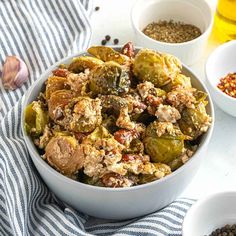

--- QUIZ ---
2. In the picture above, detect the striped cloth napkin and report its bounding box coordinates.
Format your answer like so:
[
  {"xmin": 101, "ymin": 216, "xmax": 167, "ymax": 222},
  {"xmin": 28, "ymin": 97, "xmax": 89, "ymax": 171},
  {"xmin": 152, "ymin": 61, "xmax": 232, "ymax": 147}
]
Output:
[{"xmin": 0, "ymin": 1, "xmax": 194, "ymax": 235}]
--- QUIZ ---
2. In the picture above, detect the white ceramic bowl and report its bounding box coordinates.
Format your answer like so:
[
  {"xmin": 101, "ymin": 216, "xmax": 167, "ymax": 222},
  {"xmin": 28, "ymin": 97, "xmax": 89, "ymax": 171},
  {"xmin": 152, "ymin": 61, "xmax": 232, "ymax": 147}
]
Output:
[
  {"xmin": 183, "ymin": 191, "xmax": 236, "ymax": 236},
  {"xmin": 131, "ymin": 0, "xmax": 213, "ymax": 65},
  {"xmin": 206, "ymin": 40, "xmax": 236, "ymax": 117},
  {"xmin": 21, "ymin": 48, "xmax": 214, "ymax": 220}
]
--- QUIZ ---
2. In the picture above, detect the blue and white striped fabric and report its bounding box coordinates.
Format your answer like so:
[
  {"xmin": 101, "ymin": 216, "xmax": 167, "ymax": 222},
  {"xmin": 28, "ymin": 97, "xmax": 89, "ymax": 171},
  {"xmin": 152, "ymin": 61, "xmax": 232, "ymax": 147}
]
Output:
[{"xmin": 0, "ymin": 1, "xmax": 194, "ymax": 235}]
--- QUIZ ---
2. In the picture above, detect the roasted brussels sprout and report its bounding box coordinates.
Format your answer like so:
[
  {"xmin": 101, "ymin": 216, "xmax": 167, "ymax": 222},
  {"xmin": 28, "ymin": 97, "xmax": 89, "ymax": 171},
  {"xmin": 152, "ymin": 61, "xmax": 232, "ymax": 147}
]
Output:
[
  {"xmin": 44, "ymin": 135, "xmax": 84, "ymax": 176},
  {"xmin": 178, "ymin": 101, "xmax": 211, "ymax": 140},
  {"xmin": 194, "ymin": 90, "xmax": 208, "ymax": 103},
  {"xmin": 143, "ymin": 121, "xmax": 185, "ymax": 163},
  {"xmin": 89, "ymin": 61, "xmax": 130, "ymax": 95},
  {"xmin": 68, "ymin": 56, "xmax": 103, "ymax": 73},
  {"xmin": 82, "ymin": 126, "xmax": 124, "ymax": 158},
  {"xmin": 138, "ymin": 163, "xmax": 171, "ymax": 184},
  {"xmin": 48, "ymin": 89, "xmax": 75, "ymax": 121},
  {"xmin": 131, "ymin": 111, "xmax": 156, "ymax": 125},
  {"xmin": 66, "ymin": 97, "xmax": 102, "ymax": 133},
  {"xmin": 88, "ymin": 46, "xmax": 129, "ymax": 65},
  {"xmin": 82, "ymin": 126, "xmax": 112, "ymax": 145},
  {"xmin": 24, "ymin": 101, "xmax": 48, "ymax": 136},
  {"xmin": 133, "ymin": 49, "xmax": 182, "ymax": 87},
  {"xmin": 168, "ymin": 147, "xmax": 195, "ymax": 171},
  {"xmin": 80, "ymin": 174, "xmax": 103, "ymax": 186},
  {"xmin": 101, "ymin": 115, "xmax": 119, "ymax": 133},
  {"xmin": 124, "ymin": 139, "xmax": 144, "ymax": 154},
  {"xmin": 100, "ymin": 95, "xmax": 135, "ymax": 130},
  {"xmin": 101, "ymin": 173, "xmax": 135, "ymax": 188},
  {"xmin": 45, "ymin": 76, "xmax": 68, "ymax": 100},
  {"xmin": 101, "ymin": 95, "xmax": 127, "ymax": 111},
  {"xmin": 162, "ymin": 74, "xmax": 192, "ymax": 92}
]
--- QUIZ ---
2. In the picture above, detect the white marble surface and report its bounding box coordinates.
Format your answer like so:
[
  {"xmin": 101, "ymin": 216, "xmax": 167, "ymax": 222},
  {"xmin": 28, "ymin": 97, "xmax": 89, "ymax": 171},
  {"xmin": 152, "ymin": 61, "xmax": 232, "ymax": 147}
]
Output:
[{"xmin": 91, "ymin": 0, "xmax": 236, "ymax": 199}]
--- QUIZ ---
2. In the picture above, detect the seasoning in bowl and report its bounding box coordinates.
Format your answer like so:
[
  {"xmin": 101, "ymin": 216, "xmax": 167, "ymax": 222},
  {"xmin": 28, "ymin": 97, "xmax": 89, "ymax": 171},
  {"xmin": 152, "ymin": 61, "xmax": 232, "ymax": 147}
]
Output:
[
  {"xmin": 217, "ymin": 72, "xmax": 236, "ymax": 98},
  {"xmin": 142, "ymin": 20, "xmax": 202, "ymax": 43},
  {"xmin": 209, "ymin": 224, "xmax": 236, "ymax": 236}
]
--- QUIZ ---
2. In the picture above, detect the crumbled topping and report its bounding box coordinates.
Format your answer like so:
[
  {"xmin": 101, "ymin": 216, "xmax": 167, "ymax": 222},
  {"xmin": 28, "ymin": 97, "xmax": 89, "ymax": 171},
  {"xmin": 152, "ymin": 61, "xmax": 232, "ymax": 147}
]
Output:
[{"xmin": 166, "ymin": 87, "xmax": 196, "ymax": 111}]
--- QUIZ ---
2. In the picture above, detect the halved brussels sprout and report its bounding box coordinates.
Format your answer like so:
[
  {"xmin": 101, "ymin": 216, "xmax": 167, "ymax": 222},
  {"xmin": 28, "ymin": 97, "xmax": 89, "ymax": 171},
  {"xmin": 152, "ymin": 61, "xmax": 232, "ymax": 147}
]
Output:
[
  {"xmin": 45, "ymin": 76, "xmax": 68, "ymax": 100},
  {"xmin": 89, "ymin": 61, "xmax": 130, "ymax": 95},
  {"xmin": 67, "ymin": 97, "xmax": 102, "ymax": 133},
  {"xmin": 162, "ymin": 74, "xmax": 192, "ymax": 92},
  {"xmin": 101, "ymin": 115, "xmax": 119, "ymax": 133},
  {"xmin": 80, "ymin": 174, "xmax": 103, "ymax": 186},
  {"xmin": 167, "ymin": 157, "xmax": 183, "ymax": 171},
  {"xmin": 194, "ymin": 90, "xmax": 208, "ymax": 104},
  {"xmin": 138, "ymin": 163, "xmax": 171, "ymax": 184},
  {"xmin": 82, "ymin": 126, "xmax": 112, "ymax": 145},
  {"xmin": 131, "ymin": 111, "xmax": 156, "ymax": 125},
  {"xmin": 88, "ymin": 46, "xmax": 129, "ymax": 65},
  {"xmin": 45, "ymin": 135, "xmax": 84, "ymax": 176},
  {"xmin": 101, "ymin": 95, "xmax": 127, "ymax": 110},
  {"xmin": 82, "ymin": 126, "xmax": 124, "ymax": 152},
  {"xmin": 124, "ymin": 139, "xmax": 144, "ymax": 154},
  {"xmin": 178, "ymin": 101, "xmax": 211, "ymax": 140},
  {"xmin": 155, "ymin": 88, "xmax": 167, "ymax": 97},
  {"xmin": 101, "ymin": 173, "xmax": 135, "ymax": 188},
  {"xmin": 133, "ymin": 49, "xmax": 182, "ymax": 87},
  {"xmin": 24, "ymin": 101, "xmax": 48, "ymax": 136},
  {"xmin": 100, "ymin": 95, "xmax": 135, "ymax": 130},
  {"xmin": 48, "ymin": 89, "xmax": 75, "ymax": 121},
  {"xmin": 68, "ymin": 56, "xmax": 103, "ymax": 73},
  {"xmin": 144, "ymin": 137, "xmax": 184, "ymax": 164},
  {"xmin": 144, "ymin": 121, "xmax": 185, "ymax": 163}
]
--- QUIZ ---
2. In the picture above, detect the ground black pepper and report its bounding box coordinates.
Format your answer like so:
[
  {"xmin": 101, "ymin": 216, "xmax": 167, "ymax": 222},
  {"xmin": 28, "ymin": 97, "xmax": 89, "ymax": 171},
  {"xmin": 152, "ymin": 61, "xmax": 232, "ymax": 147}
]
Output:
[
  {"xmin": 95, "ymin": 6, "xmax": 100, "ymax": 11},
  {"xmin": 208, "ymin": 224, "xmax": 236, "ymax": 236},
  {"xmin": 143, "ymin": 20, "xmax": 201, "ymax": 43}
]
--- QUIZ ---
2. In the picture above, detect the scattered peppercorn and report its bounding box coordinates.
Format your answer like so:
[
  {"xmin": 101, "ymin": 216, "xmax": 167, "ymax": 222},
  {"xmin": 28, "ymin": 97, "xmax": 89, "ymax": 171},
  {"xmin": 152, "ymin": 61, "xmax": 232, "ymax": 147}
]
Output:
[
  {"xmin": 114, "ymin": 38, "xmax": 119, "ymax": 45},
  {"xmin": 217, "ymin": 72, "xmax": 236, "ymax": 98},
  {"xmin": 143, "ymin": 20, "xmax": 201, "ymax": 43},
  {"xmin": 95, "ymin": 6, "xmax": 100, "ymax": 11},
  {"xmin": 101, "ymin": 39, "xmax": 107, "ymax": 45},
  {"xmin": 105, "ymin": 35, "xmax": 111, "ymax": 41},
  {"xmin": 208, "ymin": 224, "xmax": 236, "ymax": 236}
]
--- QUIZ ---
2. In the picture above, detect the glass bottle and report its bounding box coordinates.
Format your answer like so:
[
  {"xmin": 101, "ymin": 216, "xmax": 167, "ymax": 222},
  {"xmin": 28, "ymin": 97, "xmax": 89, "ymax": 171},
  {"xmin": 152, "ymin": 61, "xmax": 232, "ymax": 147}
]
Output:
[{"xmin": 214, "ymin": 0, "xmax": 236, "ymax": 42}]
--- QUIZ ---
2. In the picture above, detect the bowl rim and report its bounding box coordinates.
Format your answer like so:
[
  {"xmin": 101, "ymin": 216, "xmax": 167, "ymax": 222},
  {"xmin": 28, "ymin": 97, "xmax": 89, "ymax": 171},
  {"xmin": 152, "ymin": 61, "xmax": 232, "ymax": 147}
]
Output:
[
  {"xmin": 205, "ymin": 40, "xmax": 236, "ymax": 102},
  {"xmin": 131, "ymin": 0, "xmax": 213, "ymax": 47},
  {"xmin": 21, "ymin": 46, "xmax": 215, "ymax": 192},
  {"xmin": 182, "ymin": 191, "xmax": 236, "ymax": 235}
]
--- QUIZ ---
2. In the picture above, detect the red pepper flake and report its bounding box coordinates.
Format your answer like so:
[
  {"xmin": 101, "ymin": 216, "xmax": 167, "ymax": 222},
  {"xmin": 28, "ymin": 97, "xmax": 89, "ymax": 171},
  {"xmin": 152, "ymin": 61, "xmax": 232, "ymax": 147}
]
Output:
[{"xmin": 217, "ymin": 72, "xmax": 236, "ymax": 98}]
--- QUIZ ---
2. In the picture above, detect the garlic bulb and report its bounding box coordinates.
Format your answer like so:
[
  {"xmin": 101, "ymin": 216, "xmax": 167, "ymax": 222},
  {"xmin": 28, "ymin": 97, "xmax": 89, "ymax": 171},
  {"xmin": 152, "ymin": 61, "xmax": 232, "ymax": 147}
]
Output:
[{"xmin": 2, "ymin": 56, "xmax": 29, "ymax": 90}]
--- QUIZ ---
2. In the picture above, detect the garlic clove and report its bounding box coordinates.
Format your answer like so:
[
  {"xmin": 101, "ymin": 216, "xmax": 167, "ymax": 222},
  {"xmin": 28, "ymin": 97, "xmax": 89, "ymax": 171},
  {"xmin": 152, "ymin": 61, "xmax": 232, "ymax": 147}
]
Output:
[{"xmin": 2, "ymin": 56, "xmax": 29, "ymax": 90}]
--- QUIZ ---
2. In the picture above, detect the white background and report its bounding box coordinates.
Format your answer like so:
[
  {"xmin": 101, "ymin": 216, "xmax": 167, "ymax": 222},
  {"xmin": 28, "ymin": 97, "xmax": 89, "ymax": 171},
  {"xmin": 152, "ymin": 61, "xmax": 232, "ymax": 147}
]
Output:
[{"xmin": 91, "ymin": 0, "xmax": 236, "ymax": 199}]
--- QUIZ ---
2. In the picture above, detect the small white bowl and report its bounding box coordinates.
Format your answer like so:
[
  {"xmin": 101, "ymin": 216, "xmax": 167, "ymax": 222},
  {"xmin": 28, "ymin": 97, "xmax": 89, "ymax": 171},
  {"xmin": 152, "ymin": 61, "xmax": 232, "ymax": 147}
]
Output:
[
  {"xmin": 206, "ymin": 40, "xmax": 236, "ymax": 117},
  {"xmin": 131, "ymin": 0, "xmax": 213, "ymax": 65},
  {"xmin": 182, "ymin": 191, "xmax": 236, "ymax": 236}
]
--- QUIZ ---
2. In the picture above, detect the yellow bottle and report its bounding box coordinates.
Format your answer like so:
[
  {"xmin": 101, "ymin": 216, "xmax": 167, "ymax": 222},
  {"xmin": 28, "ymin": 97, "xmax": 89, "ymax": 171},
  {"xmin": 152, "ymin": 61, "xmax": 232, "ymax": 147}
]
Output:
[{"xmin": 214, "ymin": 0, "xmax": 236, "ymax": 42}]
